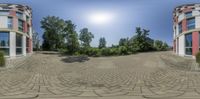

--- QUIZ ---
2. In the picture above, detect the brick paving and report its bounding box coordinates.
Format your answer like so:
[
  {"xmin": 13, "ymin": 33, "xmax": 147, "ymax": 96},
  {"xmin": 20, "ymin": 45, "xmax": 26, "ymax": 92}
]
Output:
[{"xmin": 0, "ymin": 52, "xmax": 199, "ymax": 99}]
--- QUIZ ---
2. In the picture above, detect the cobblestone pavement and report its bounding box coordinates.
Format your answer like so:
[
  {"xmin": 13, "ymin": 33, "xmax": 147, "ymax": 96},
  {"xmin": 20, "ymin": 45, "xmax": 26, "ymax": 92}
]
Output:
[{"xmin": 0, "ymin": 52, "xmax": 199, "ymax": 99}]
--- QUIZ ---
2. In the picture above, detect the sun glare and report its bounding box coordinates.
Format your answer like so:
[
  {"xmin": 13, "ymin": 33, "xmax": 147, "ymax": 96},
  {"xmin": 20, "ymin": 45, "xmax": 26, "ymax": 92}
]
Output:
[{"xmin": 88, "ymin": 12, "xmax": 115, "ymax": 25}]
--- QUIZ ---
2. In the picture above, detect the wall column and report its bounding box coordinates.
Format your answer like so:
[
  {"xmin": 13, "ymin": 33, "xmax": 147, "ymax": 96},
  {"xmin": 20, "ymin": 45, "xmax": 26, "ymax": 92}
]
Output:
[
  {"xmin": 9, "ymin": 32, "xmax": 16, "ymax": 58},
  {"xmin": 22, "ymin": 35, "xmax": 26, "ymax": 56},
  {"xmin": 182, "ymin": 19, "xmax": 187, "ymax": 32},
  {"xmin": 192, "ymin": 31, "xmax": 199, "ymax": 56}
]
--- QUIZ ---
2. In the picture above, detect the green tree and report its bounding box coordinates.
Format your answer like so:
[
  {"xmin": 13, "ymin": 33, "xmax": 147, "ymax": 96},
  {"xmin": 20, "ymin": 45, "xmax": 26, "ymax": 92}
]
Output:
[
  {"xmin": 64, "ymin": 20, "xmax": 79, "ymax": 54},
  {"xmin": 99, "ymin": 37, "xmax": 106, "ymax": 49},
  {"xmin": 154, "ymin": 40, "xmax": 169, "ymax": 51},
  {"xmin": 119, "ymin": 38, "xmax": 129, "ymax": 46},
  {"xmin": 154, "ymin": 40, "xmax": 163, "ymax": 51},
  {"xmin": 131, "ymin": 27, "xmax": 154, "ymax": 52},
  {"xmin": 79, "ymin": 28, "xmax": 94, "ymax": 48},
  {"xmin": 41, "ymin": 16, "xmax": 66, "ymax": 50},
  {"xmin": 162, "ymin": 42, "xmax": 169, "ymax": 51},
  {"xmin": 32, "ymin": 31, "xmax": 40, "ymax": 51}
]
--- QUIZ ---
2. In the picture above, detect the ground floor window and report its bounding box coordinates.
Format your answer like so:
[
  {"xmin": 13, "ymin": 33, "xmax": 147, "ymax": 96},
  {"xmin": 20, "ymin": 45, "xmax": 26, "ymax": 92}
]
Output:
[
  {"xmin": 26, "ymin": 38, "xmax": 29, "ymax": 53},
  {"xmin": 0, "ymin": 32, "xmax": 9, "ymax": 55},
  {"xmin": 16, "ymin": 33, "xmax": 22, "ymax": 55},
  {"xmin": 185, "ymin": 33, "xmax": 192, "ymax": 55}
]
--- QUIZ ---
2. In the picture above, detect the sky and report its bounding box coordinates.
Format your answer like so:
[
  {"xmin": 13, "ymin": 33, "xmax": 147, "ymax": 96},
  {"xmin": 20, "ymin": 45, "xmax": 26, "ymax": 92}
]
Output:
[{"xmin": 1, "ymin": 0, "xmax": 200, "ymax": 47}]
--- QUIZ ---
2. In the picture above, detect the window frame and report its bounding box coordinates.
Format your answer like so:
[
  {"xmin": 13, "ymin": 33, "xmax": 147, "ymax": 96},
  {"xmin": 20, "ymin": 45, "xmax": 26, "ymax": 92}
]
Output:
[
  {"xmin": 185, "ymin": 33, "xmax": 192, "ymax": 55},
  {"xmin": 7, "ymin": 17, "xmax": 13, "ymax": 29},
  {"xmin": 187, "ymin": 17, "xmax": 195, "ymax": 30},
  {"xmin": 18, "ymin": 19, "xmax": 24, "ymax": 32},
  {"xmin": 185, "ymin": 11, "xmax": 192, "ymax": 18},
  {"xmin": 0, "ymin": 32, "xmax": 10, "ymax": 55},
  {"xmin": 16, "ymin": 33, "xmax": 23, "ymax": 55}
]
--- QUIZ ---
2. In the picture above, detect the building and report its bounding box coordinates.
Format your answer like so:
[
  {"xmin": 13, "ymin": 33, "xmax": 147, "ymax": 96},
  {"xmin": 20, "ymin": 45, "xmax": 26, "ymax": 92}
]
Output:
[
  {"xmin": 173, "ymin": 3, "xmax": 200, "ymax": 57},
  {"xmin": 0, "ymin": 4, "xmax": 33, "ymax": 58}
]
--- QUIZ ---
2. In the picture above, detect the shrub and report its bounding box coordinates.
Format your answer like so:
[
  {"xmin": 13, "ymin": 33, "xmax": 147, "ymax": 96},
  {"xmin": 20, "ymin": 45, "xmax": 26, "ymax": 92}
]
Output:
[
  {"xmin": 196, "ymin": 52, "xmax": 200, "ymax": 65},
  {"xmin": 0, "ymin": 51, "xmax": 5, "ymax": 67},
  {"xmin": 86, "ymin": 48, "xmax": 101, "ymax": 57},
  {"xmin": 101, "ymin": 48, "xmax": 111, "ymax": 56},
  {"xmin": 119, "ymin": 46, "xmax": 129, "ymax": 55},
  {"xmin": 110, "ymin": 48, "xmax": 120, "ymax": 56}
]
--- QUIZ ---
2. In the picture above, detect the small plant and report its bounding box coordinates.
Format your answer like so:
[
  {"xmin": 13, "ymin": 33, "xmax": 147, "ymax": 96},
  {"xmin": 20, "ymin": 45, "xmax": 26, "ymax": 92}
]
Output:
[
  {"xmin": 196, "ymin": 52, "xmax": 200, "ymax": 64},
  {"xmin": 0, "ymin": 51, "xmax": 5, "ymax": 67}
]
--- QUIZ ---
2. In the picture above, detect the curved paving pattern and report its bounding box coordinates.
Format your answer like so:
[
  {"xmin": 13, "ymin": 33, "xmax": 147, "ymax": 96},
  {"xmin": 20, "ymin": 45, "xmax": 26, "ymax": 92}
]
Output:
[{"xmin": 0, "ymin": 52, "xmax": 199, "ymax": 99}]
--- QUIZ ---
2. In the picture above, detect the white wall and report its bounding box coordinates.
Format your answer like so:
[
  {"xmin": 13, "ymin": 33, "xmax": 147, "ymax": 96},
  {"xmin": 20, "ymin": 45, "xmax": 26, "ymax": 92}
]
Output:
[
  {"xmin": 22, "ymin": 35, "xmax": 26, "ymax": 56},
  {"xmin": 178, "ymin": 35, "xmax": 185, "ymax": 56},
  {"xmin": 192, "ymin": 10, "xmax": 200, "ymax": 16},
  {"xmin": 178, "ymin": 13, "xmax": 184, "ymax": 22},
  {"xmin": 176, "ymin": 24, "xmax": 179, "ymax": 35},
  {"xmin": 196, "ymin": 16, "xmax": 200, "ymax": 28},
  {"xmin": 0, "ymin": 16, "xmax": 7, "ymax": 28},
  {"xmin": 9, "ymin": 32, "xmax": 16, "ymax": 57}
]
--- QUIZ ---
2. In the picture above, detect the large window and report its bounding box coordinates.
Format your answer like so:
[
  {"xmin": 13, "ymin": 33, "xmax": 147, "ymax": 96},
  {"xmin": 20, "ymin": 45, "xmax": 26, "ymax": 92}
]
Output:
[
  {"xmin": 0, "ymin": 32, "xmax": 9, "ymax": 55},
  {"xmin": 187, "ymin": 18, "xmax": 195, "ymax": 30},
  {"xmin": 0, "ymin": 10, "xmax": 9, "ymax": 15},
  {"xmin": 16, "ymin": 12, "xmax": 23, "ymax": 19},
  {"xmin": 16, "ymin": 34, "xmax": 22, "ymax": 55},
  {"xmin": 185, "ymin": 33, "xmax": 192, "ymax": 55},
  {"xmin": 26, "ymin": 38, "xmax": 29, "ymax": 53},
  {"xmin": 18, "ymin": 19, "xmax": 23, "ymax": 32},
  {"xmin": 185, "ymin": 11, "xmax": 192, "ymax": 18},
  {"xmin": 178, "ymin": 22, "xmax": 182, "ymax": 34},
  {"xmin": 7, "ymin": 17, "xmax": 13, "ymax": 29}
]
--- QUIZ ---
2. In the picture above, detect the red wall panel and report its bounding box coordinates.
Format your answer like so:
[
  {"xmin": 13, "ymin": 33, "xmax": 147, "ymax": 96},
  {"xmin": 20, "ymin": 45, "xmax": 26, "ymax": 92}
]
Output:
[
  {"xmin": 192, "ymin": 31, "xmax": 199, "ymax": 56},
  {"xmin": 182, "ymin": 19, "xmax": 187, "ymax": 32}
]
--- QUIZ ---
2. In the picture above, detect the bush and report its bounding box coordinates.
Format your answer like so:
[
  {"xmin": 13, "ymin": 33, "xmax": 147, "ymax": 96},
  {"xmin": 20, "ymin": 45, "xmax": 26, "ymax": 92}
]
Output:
[
  {"xmin": 119, "ymin": 46, "xmax": 129, "ymax": 55},
  {"xmin": 86, "ymin": 48, "xmax": 101, "ymax": 57},
  {"xmin": 110, "ymin": 48, "xmax": 120, "ymax": 56},
  {"xmin": 101, "ymin": 48, "xmax": 111, "ymax": 56},
  {"xmin": 196, "ymin": 52, "xmax": 200, "ymax": 65},
  {"xmin": 0, "ymin": 51, "xmax": 5, "ymax": 67}
]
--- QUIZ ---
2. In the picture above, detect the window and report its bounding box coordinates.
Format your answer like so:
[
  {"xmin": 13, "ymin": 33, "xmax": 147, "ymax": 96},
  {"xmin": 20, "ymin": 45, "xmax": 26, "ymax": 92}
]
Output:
[
  {"xmin": 178, "ymin": 22, "xmax": 182, "ymax": 34},
  {"xmin": 187, "ymin": 18, "xmax": 195, "ymax": 30},
  {"xmin": 185, "ymin": 33, "xmax": 192, "ymax": 55},
  {"xmin": 18, "ymin": 19, "xmax": 23, "ymax": 32},
  {"xmin": 0, "ymin": 32, "xmax": 9, "ymax": 55},
  {"xmin": 26, "ymin": 15, "xmax": 29, "ymax": 22},
  {"xmin": 26, "ymin": 38, "xmax": 29, "ymax": 53},
  {"xmin": 7, "ymin": 17, "xmax": 13, "ymax": 29},
  {"xmin": 0, "ymin": 10, "xmax": 9, "ymax": 15},
  {"xmin": 185, "ymin": 11, "xmax": 192, "ymax": 18},
  {"xmin": 16, "ymin": 12, "xmax": 23, "ymax": 19},
  {"xmin": 16, "ymin": 34, "xmax": 22, "ymax": 55}
]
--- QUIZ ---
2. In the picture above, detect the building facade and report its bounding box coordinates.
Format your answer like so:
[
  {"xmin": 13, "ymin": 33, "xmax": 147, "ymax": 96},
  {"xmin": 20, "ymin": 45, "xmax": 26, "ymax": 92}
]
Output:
[
  {"xmin": 0, "ymin": 4, "xmax": 32, "ymax": 57},
  {"xmin": 173, "ymin": 4, "xmax": 200, "ymax": 57}
]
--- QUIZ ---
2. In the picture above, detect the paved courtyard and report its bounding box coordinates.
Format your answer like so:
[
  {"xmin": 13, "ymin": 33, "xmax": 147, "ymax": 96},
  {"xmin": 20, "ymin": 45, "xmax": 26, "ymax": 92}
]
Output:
[{"xmin": 0, "ymin": 52, "xmax": 200, "ymax": 99}]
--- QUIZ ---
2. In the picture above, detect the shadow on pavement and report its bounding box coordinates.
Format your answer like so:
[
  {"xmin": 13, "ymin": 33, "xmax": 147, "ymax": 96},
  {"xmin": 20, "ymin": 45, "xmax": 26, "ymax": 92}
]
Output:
[{"xmin": 61, "ymin": 55, "xmax": 90, "ymax": 63}]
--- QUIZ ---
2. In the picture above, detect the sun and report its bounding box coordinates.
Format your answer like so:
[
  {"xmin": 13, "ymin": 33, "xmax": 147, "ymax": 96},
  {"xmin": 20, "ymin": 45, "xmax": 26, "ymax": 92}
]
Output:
[{"xmin": 88, "ymin": 12, "xmax": 115, "ymax": 25}]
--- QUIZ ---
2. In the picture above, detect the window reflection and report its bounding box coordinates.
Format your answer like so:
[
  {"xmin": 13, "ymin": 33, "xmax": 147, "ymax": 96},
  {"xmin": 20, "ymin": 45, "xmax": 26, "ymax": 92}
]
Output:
[{"xmin": 185, "ymin": 33, "xmax": 192, "ymax": 55}]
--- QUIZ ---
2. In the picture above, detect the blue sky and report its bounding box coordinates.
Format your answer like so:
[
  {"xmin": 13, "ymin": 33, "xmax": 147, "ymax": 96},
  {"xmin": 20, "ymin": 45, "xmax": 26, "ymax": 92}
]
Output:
[{"xmin": 1, "ymin": 0, "xmax": 200, "ymax": 46}]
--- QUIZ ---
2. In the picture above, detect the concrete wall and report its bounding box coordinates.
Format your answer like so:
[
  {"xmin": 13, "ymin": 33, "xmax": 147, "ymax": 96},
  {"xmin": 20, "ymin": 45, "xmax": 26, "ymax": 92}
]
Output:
[
  {"xmin": 178, "ymin": 13, "xmax": 184, "ymax": 22},
  {"xmin": 22, "ymin": 35, "xmax": 26, "ymax": 56},
  {"xmin": 178, "ymin": 35, "xmax": 185, "ymax": 56},
  {"xmin": 9, "ymin": 32, "xmax": 16, "ymax": 57},
  {"xmin": 196, "ymin": 16, "xmax": 200, "ymax": 28},
  {"xmin": 0, "ymin": 16, "xmax": 7, "ymax": 28}
]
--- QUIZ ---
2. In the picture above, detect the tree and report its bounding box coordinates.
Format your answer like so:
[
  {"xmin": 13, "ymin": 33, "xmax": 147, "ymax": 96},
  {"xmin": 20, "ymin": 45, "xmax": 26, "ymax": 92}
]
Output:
[
  {"xmin": 99, "ymin": 37, "xmax": 106, "ymax": 49},
  {"xmin": 119, "ymin": 38, "xmax": 129, "ymax": 46},
  {"xmin": 41, "ymin": 16, "xmax": 66, "ymax": 50},
  {"xmin": 64, "ymin": 20, "xmax": 79, "ymax": 54},
  {"xmin": 79, "ymin": 28, "xmax": 94, "ymax": 48},
  {"xmin": 154, "ymin": 40, "xmax": 163, "ymax": 51},
  {"xmin": 32, "ymin": 31, "xmax": 40, "ymax": 51},
  {"xmin": 154, "ymin": 40, "xmax": 169, "ymax": 51},
  {"xmin": 131, "ymin": 27, "xmax": 154, "ymax": 52}
]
